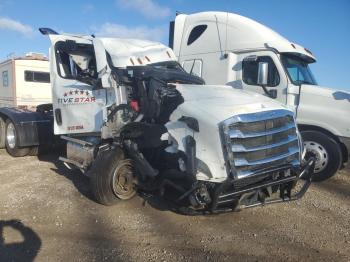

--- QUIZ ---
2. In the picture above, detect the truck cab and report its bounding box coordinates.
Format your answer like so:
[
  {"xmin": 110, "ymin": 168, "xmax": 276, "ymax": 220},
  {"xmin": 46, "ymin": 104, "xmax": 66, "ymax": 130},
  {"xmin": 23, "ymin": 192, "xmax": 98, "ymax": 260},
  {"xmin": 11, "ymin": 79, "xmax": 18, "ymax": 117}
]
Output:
[{"xmin": 171, "ymin": 11, "xmax": 350, "ymax": 181}]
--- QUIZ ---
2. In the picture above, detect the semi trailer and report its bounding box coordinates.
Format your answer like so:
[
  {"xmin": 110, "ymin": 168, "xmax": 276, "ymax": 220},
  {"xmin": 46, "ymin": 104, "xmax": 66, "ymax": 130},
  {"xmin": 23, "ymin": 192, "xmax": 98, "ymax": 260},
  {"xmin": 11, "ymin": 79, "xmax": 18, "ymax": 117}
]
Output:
[
  {"xmin": 0, "ymin": 28, "xmax": 314, "ymax": 213},
  {"xmin": 169, "ymin": 11, "xmax": 350, "ymax": 181}
]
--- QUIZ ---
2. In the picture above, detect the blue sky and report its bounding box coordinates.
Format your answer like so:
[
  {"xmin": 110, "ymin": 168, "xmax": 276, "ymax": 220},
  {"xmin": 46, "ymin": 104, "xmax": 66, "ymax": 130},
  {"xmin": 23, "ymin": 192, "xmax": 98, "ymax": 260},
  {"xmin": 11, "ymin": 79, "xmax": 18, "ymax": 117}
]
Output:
[{"xmin": 0, "ymin": 0, "xmax": 349, "ymax": 89}]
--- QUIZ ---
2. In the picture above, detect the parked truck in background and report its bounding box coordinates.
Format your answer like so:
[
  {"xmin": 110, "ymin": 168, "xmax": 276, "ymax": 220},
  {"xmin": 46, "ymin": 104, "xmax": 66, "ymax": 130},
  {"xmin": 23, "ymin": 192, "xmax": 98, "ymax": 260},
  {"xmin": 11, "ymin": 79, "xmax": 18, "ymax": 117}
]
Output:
[
  {"xmin": 0, "ymin": 53, "xmax": 53, "ymax": 156},
  {"xmin": 169, "ymin": 11, "xmax": 350, "ymax": 181}
]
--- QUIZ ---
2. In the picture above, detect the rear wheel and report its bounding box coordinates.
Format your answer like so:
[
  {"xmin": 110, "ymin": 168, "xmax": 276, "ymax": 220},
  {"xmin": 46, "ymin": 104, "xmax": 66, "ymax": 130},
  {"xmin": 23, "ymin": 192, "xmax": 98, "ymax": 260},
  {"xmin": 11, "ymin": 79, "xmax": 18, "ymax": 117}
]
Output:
[
  {"xmin": 301, "ymin": 130, "xmax": 342, "ymax": 182},
  {"xmin": 5, "ymin": 119, "xmax": 30, "ymax": 157},
  {"xmin": 0, "ymin": 117, "xmax": 5, "ymax": 149},
  {"xmin": 89, "ymin": 146, "xmax": 136, "ymax": 205}
]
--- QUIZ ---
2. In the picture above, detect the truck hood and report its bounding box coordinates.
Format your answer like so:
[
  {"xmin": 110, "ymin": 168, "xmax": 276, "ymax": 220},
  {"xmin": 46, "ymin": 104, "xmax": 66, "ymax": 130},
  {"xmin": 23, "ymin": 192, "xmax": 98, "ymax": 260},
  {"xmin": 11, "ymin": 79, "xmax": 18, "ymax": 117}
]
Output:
[
  {"xmin": 302, "ymin": 85, "xmax": 350, "ymax": 98},
  {"xmin": 298, "ymin": 84, "xmax": 350, "ymax": 137},
  {"xmin": 174, "ymin": 84, "xmax": 288, "ymax": 122},
  {"xmin": 301, "ymin": 84, "xmax": 350, "ymax": 107}
]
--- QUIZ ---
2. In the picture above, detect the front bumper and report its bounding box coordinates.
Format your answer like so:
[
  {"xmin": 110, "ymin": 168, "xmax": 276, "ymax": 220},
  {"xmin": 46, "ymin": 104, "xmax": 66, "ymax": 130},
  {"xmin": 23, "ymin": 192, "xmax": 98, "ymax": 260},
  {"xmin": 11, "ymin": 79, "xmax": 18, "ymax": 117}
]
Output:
[{"xmin": 209, "ymin": 158, "xmax": 315, "ymax": 213}]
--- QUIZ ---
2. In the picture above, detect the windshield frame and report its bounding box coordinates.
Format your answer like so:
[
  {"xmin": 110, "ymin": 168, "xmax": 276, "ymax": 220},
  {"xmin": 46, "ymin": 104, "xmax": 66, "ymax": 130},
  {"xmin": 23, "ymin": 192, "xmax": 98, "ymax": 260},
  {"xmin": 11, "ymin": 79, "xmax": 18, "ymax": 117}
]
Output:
[{"xmin": 280, "ymin": 53, "xmax": 317, "ymax": 86}]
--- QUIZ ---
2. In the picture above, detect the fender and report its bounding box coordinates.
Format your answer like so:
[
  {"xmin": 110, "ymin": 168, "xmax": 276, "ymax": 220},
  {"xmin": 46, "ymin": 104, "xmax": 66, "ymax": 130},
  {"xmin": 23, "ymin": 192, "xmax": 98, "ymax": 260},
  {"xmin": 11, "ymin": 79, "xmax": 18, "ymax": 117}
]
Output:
[{"xmin": 0, "ymin": 107, "xmax": 53, "ymax": 147}]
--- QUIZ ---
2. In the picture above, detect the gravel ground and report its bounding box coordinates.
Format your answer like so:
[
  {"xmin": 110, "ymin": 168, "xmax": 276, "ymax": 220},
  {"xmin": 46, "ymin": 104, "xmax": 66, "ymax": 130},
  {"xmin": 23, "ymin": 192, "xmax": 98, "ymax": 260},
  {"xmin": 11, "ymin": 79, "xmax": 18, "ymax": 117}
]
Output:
[{"xmin": 0, "ymin": 149, "xmax": 349, "ymax": 262}]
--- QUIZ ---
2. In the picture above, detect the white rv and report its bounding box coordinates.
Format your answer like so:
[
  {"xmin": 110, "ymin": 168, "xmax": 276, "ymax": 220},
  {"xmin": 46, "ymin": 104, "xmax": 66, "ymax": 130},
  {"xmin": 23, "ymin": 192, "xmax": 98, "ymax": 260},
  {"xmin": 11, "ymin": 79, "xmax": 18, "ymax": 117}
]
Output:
[
  {"xmin": 170, "ymin": 11, "xmax": 350, "ymax": 181},
  {"xmin": 0, "ymin": 53, "xmax": 51, "ymax": 110}
]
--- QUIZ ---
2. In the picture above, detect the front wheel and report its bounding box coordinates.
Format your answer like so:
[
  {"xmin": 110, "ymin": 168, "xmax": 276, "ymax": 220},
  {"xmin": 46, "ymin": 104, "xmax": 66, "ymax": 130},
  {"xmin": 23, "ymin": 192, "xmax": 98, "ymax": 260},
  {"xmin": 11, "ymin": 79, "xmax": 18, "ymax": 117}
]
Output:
[
  {"xmin": 5, "ymin": 119, "xmax": 30, "ymax": 157},
  {"xmin": 89, "ymin": 146, "xmax": 136, "ymax": 205},
  {"xmin": 301, "ymin": 130, "xmax": 342, "ymax": 182}
]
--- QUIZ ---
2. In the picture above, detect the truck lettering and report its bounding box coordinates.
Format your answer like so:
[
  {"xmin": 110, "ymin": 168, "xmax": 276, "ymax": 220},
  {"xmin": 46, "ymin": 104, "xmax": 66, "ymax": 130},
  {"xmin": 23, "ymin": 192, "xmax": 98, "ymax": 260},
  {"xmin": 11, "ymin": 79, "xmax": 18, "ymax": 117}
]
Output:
[{"xmin": 57, "ymin": 91, "xmax": 97, "ymax": 105}]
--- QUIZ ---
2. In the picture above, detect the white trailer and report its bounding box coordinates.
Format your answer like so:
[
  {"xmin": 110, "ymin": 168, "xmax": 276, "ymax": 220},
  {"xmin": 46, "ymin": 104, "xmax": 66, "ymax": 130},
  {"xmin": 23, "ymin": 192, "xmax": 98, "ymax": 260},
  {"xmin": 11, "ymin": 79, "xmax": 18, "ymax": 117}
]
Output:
[
  {"xmin": 0, "ymin": 53, "xmax": 51, "ymax": 110},
  {"xmin": 169, "ymin": 11, "xmax": 350, "ymax": 181}
]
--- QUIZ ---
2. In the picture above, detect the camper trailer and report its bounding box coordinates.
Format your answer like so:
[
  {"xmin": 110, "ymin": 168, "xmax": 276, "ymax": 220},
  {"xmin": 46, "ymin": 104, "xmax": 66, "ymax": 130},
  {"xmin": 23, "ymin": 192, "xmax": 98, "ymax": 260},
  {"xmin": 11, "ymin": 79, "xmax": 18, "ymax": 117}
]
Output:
[{"xmin": 0, "ymin": 53, "xmax": 51, "ymax": 109}]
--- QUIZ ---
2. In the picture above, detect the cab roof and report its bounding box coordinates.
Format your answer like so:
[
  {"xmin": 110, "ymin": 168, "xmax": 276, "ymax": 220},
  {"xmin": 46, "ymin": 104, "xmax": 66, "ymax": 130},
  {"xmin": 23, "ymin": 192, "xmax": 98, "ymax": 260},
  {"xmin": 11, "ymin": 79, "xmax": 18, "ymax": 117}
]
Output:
[{"xmin": 175, "ymin": 12, "xmax": 316, "ymax": 63}]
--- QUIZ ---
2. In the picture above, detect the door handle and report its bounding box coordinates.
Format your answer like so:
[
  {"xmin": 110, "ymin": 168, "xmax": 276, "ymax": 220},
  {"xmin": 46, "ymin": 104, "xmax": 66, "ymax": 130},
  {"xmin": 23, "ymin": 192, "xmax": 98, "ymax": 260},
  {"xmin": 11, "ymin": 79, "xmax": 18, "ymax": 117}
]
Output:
[
  {"xmin": 55, "ymin": 109, "xmax": 62, "ymax": 125},
  {"xmin": 268, "ymin": 89, "xmax": 277, "ymax": 99}
]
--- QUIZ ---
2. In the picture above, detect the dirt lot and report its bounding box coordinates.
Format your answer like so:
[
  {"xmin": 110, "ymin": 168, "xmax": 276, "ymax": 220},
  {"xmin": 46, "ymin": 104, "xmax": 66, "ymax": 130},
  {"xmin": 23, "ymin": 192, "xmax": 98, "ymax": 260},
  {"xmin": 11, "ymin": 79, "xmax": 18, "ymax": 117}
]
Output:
[{"xmin": 0, "ymin": 149, "xmax": 349, "ymax": 262}]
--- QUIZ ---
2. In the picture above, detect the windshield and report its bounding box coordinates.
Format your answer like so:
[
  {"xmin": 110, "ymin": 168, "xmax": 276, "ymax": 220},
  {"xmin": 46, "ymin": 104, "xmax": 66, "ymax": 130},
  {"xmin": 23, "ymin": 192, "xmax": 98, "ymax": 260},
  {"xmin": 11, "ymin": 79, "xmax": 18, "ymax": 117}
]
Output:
[{"xmin": 281, "ymin": 54, "xmax": 317, "ymax": 85}]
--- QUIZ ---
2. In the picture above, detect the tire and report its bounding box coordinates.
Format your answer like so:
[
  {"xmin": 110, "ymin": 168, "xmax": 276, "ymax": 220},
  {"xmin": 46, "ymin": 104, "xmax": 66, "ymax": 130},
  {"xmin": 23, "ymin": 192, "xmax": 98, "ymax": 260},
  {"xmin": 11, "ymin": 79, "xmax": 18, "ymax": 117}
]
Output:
[
  {"xmin": 301, "ymin": 130, "xmax": 342, "ymax": 182},
  {"xmin": 5, "ymin": 119, "xmax": 30, "ymax": 157},
  {"xmin": 0, "ymin": 117, "xmax": 5, "ymax": 149},
  {"xmin": 28, "ymin": 146, "xmax": 39, "ymax": 156},
  {"xmin": 89, "ymin": 146, "xmax": 136, "ymax": 205}
]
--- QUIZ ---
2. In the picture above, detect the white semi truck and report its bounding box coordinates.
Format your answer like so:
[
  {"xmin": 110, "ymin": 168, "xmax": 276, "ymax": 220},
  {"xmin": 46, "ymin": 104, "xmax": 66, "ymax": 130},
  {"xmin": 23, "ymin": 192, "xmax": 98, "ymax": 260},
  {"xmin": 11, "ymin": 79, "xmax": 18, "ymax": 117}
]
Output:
[
  {"xmin": 0, "ymin": 28, "xmax": 315, "ymax": 213},
  {"xmin": 169, "ymin": 11, "xmax": 350, "ymax": 181}
]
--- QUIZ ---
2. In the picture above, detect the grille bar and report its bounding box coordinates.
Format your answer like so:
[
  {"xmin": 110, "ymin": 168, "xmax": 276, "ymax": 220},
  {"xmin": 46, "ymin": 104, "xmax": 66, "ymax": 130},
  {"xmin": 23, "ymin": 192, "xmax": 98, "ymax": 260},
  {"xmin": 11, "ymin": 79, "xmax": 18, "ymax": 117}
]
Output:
[
  {"xmin": 232, "ymin": 147, "xmax": 299, "ymax": 167},
  {"xmin": 231, "ymin": 135, "xmax": 298, "ymax": 152},
  {"xmin": 221, "ymin": 109, "xmax": 300, "ymax": 180},
  {"xmin": 223, "ymin": 109, "xmax": 294, "ymax": 124},
  {"xmin": 228, "ymin": 122, "xmax": 295, "ymax": 139},
  {"xmin": 236, "ymin": 160, "xmax": 300, "ymax": 179}
]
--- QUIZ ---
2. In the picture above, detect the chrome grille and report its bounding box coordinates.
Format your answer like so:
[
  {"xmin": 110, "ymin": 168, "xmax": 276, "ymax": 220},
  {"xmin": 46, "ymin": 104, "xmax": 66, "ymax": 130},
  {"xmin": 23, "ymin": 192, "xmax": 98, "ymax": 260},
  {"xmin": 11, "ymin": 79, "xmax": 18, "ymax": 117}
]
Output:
[{"xmin": 221, "ymin": 109, "xmax": 300, "ymax": 179}]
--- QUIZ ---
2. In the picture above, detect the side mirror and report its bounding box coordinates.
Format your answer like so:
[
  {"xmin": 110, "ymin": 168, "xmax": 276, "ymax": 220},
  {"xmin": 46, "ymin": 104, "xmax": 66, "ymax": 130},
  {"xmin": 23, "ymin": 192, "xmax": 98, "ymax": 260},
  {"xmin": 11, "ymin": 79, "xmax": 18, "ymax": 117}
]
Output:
[{"xmin": 257, "ymin": 62, "xmax": 268, "ymax": 86}]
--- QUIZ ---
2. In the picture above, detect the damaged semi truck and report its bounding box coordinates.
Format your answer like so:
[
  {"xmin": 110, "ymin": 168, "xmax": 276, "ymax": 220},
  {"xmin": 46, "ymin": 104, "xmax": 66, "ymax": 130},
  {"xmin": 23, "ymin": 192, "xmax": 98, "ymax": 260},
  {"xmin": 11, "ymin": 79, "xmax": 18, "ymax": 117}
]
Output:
[{"xmin": 1, "ymin": 28, "xmax": 314, "ymax": 213}]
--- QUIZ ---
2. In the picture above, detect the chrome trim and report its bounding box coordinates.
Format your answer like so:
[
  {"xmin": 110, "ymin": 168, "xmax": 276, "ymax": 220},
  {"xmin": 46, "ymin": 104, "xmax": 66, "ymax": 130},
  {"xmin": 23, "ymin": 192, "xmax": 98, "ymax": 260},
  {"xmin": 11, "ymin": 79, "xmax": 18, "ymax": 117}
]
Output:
[
  {"xmin": 236, "ymin": 159, "xmax": 300, "ymax": 179},
  {"xmin": 231, "ymin": 135, "xmax": 298, "ymax": 152},
  {"xmin": 222, "ymin": 109, "xmax": 293, "ymax": 125},
  {"xmin": 219, "ymin": 109, "xmax": 300, "ymax": 180},
  {"xmin": 19, "ymin": 120, "xmax": 51, "ymax": 124},
  {"xmin": 61, "ymin": 135, "xmax": 94, "ymax": 146},
  {"xmin": 228, "ymin": 122, "xmax": 295, "ymax": 139},
  {"xmin": 232, "ymin": 147, "xmax": 299, "ymax": 167},
  {"xmin": 6, "ymin": 122, "xmax": 16, "ymax": 149}
]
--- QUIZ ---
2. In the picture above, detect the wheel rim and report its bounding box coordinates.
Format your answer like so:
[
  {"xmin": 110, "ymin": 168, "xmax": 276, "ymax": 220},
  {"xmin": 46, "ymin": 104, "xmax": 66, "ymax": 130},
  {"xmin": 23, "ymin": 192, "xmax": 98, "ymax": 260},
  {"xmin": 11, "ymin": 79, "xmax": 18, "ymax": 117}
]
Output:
[
  {"xmin": 303, "ymin": 141, "xmax": 329, "ymax": 173},
  {"xmin": 112, "ymin": 159, "xmax": 136, "ymax": 200},
  {"xmin": 6, "ymin": 122, "xmax": 16, "ymax": 149}
]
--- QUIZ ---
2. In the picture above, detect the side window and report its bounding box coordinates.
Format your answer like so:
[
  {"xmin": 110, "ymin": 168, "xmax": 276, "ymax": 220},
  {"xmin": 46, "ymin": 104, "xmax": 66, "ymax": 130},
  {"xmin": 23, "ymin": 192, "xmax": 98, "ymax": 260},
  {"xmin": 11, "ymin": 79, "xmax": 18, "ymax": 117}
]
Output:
[
  {"xmin": 55, "ymin": 41, "xmax": 98, "ymax": 85},
  {"xmin": 182, "ymin": 60, "xmax": 202, "ymax": 77},
  {"xmin": 242, "ymin": 56, "xmax": 280, "ymax": 87},
  {"xmin": 187, "ymin": 25, "xmax": 207, "ymax": 46},
  {"xmin": 24, "ymin": 71, "xmax": 50, "ymax": 83},
  {"xmin": 2, "ymin": 71, "xmax": 9, "ymax": 87}
]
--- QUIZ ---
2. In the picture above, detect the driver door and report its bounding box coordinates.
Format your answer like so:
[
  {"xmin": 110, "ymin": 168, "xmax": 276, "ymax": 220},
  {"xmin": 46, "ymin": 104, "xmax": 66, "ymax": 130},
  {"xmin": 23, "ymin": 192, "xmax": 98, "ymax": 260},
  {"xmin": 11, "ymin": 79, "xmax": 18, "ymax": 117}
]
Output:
[
  {"xmin": 48, "ymin": 35, "xmax": 108, "ymax": 135},
  {"xmin": 239, "ymin": 51, "xmax": 288, "ymax": 105}
]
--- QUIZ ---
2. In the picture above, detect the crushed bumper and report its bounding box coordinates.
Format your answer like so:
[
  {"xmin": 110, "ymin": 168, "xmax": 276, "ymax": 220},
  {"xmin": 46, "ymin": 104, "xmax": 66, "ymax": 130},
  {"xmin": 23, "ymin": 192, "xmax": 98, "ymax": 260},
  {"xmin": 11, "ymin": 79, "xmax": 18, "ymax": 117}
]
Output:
[{"xmin": 209, "ymin": 158, "xmax": 315, "ymax": 213}]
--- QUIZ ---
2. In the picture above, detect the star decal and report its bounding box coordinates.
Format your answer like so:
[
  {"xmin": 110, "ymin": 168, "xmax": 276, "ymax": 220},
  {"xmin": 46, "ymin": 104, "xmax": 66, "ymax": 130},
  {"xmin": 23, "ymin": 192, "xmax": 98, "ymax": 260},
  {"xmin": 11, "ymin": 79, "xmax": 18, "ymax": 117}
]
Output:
[
  {"xmin": 75, "ymin": 89, "xmax": 79, "ymax": 95},
  {"xmin": 69, "ymin": 91, "xmax": 73, "ymax": 95},
  {"xmin": 64, "ymin": 93, "xmax": 67, "ymax": 97},
  {"xmin": 80, "ymin": 90, "xmax": 84, "ymax": 95},
  {"xmin": 86, "ymin": 91, "xmax": 89, "ymax": 96}
]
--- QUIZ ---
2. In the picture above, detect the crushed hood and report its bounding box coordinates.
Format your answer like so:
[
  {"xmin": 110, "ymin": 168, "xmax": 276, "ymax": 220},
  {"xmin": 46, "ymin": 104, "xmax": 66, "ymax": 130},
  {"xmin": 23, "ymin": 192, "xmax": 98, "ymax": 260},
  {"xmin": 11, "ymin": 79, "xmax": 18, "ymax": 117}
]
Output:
[{"xmin": 173, "ymin": 84, "xmax": 288, "ymax": 123}]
